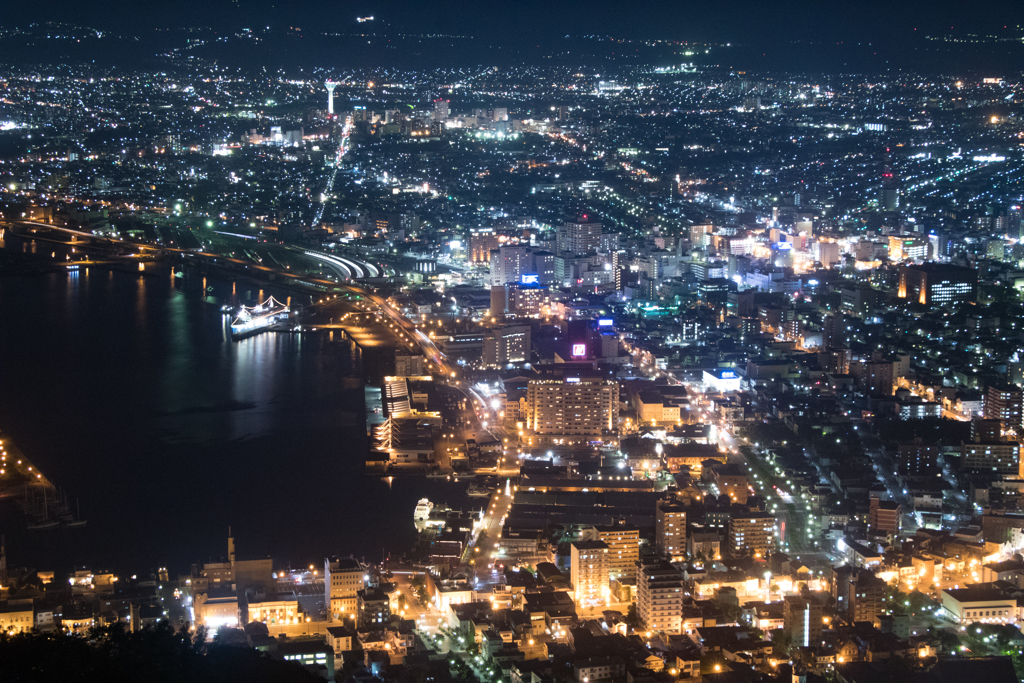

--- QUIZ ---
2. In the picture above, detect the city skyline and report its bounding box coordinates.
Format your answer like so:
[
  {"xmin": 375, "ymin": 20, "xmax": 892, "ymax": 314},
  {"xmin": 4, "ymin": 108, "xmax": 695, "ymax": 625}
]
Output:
[{"xmin": 4, "ymin": 6, "xmax": 1024, "ymax": 683}]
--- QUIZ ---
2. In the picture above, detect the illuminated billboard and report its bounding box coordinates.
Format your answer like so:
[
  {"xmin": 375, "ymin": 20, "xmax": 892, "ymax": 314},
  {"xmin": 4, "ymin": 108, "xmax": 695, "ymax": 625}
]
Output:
[
  {"xmin": 572, "ymin": 343, "xmax": 586, "ymax": 358},
  {"xmin": 520, "ymin": 274, "xmax": 540, "ymax": 285},
  {"xmin": 597, "ymin": 318, "xmax": 614, "ymax": 327}
]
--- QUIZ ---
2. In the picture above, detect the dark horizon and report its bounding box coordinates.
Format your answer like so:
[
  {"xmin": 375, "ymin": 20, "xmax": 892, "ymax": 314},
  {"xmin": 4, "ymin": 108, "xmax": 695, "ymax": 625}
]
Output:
[
  {"xmin": 4, "ymin": 2, "xmax": 1024, "ymax": 76},
  {"xmin": 6, "ymin": 0, "xmax": 1024, "ymax": 46}
]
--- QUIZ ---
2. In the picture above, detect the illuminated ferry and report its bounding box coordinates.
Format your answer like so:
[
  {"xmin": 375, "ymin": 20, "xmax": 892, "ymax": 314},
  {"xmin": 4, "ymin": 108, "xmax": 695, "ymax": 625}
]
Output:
[
  {"xmin": 230, "ymin": 296, "xmax": 291, "ymax": 339},
  {"xmin": 414, "ymin": 498, "xmax": 434, "ymax": 521}
]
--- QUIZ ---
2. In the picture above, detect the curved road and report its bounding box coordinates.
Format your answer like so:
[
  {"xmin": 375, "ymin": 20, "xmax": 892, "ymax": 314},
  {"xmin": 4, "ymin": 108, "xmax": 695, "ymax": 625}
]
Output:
[{"xmin": 5, "ymin": 220, "xmax": 450, "ymax": 376}]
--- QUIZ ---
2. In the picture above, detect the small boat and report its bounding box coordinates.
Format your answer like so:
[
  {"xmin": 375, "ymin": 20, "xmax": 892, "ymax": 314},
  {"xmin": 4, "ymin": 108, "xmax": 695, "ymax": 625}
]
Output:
[
  {"xmin": 467, "ymin": 482, "xmax": 491, "ymax": 498},
  {"xmin": 28, "ymin": 486, "xmax": 59, "ymax": 531},
  {"xmin": 66, "ymin": 499, "xmax": 86, "ymax": 527},
  {"xmin": 28, "ymin": 519, "xmax": 59, "ymax": 531}
]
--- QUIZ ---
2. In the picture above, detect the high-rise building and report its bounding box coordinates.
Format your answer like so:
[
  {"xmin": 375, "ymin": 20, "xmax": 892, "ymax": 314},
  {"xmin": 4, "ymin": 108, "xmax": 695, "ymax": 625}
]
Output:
[
  {"xmin": 325, "ymin": 557, "xmax": 365, "ymax": 620},
  {"xmin": 596, "ymin": 525, "xmax": 640, "ymax": 582},
  {"xmin": 862, "ymin": 359, "xmax": 895, "ymax": 397},
  {"xmin": 727, "ymin": 512, "xmax": 775, "ymax": 559},
  {"xmin": 814, "ymin": 241, "xmax": 841, "ymax": 267},
  {"xmin": 570, "ymin": 540, "xmax": 609, "ymax": 607},
  {"xmin": 356, "ymin": 588, "xmax": 390, "ymax": 628},
  {"xmin": 848, "ymin": 570, "xmax": 885, "ymax": 625},
  {"xmin": 689, "ymin": 224, "xmax": 713, "ymax": 245},
  {"xmin": 482, "ymin": 325, "xmax": 531, "ymax": 367},
  {"xmin": 962, "ymin": 440, "xmax": 1021, "ymax": 475},
  {"xmin": 655, "ymin": 499, "xmax": 687, "ymax": 561},
  {"xmin": 897, "ymin": 441, "xmax": 941, "ymax": 478},
  {"xmin": 972, "ymin": 419, "xmax": 1003, "ymax": 442},
  {"xmin": 821, "ymin": 313, "xmax": 847, "ymax": 352},
  {"xmin": 783, "ymin": 595, "xmax": 823, "ymax": 648},
  {"xmin": 533, "ymin": 250, "xmax": 556, "ymax": 284},
  {"xmin": 503, "ymin": 282, "xmax": 551, "ymax": 318},
  {"xmin": 490, "ymin": 245, "xmax": 536, "ymax": 286},
  {"xmin": 709, "ymin": 463, "xmax": 749, "ymax": 505},
  {"xmin": 434, "ymin": 98, "xmax": 449, "ymax": 121},
  {"xmin": 1010, "ymin": 206, "xmax": 1024, "ymax": 240},
  {"xmin": 470, "ymin": 229, "xmax": 504, "ymax": 264},
  {"xmin": 820, "ymin": 349, "xmax": 852, "ymax": 375},
  {"xmin": 880, "ymin": 146, "xmax": 899, "ymax": 211},
  {"xmin": 985, "ymin": 384, "xmax": 1023, "ymax": 429},
  {"xmin": 637, "ymin": 559, "xmax": 683, "ymax": 634},
  {"xmin": 525, "ymin": 377, "xmax": 618, "ymax": 445},
  {"xmin": 898, "ymin": 263, "xmax": 977, "ymax": 306},
  {"xmin": 489, "ymin": 285, "xmax": 506, "ymax": 319},
  {"xmin": 556, "ymin": 218, "xmax": 603, "ymax": 255},
  {"xmin": 325, "ymin": 81, "xmax": 337, "ymax": 115},
  {"xmin": 868, "ymin": 498, "xmax": 901, "ymax": 535},
  {"xmin": 881, "ymin": 188, "xmax": 900, "ymax": 211}
]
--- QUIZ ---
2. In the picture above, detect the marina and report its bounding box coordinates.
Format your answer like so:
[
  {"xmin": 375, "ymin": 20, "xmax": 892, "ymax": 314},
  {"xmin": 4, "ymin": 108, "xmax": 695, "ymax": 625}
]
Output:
[{"xmin": 0, "ymin": 432, "xmax": 86, "ymax": 531}]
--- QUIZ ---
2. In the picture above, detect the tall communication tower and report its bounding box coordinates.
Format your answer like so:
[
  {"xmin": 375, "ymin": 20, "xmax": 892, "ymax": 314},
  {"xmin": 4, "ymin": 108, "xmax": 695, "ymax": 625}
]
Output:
[{"xmin": 325, "ymin": 81, "xmax": 338, "ymax": 116}]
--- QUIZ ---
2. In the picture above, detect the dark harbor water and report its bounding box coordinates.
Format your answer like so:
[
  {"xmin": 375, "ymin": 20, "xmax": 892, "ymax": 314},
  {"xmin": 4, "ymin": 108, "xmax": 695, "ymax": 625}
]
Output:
[{"xmin": 0, "ymin": 243, "xmax": 470, "ymax": 577}]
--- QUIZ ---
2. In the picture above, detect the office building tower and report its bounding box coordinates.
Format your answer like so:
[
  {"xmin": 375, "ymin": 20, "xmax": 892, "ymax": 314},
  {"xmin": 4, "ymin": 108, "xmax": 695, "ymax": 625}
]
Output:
[
  {"xmin": 434, "ymin": 98, "xmax": 449, "ymax": 121},
  {"xmin": 814, "ymin": 241, "xmax": 841, "ymax": 267},
  {"xmin": 503, "ymin": 282, "xmax": 551, "ymax": 318},
  {"xmin": 325, "ymin": 557, "xmax": 365, "ymax": 620},
  {"xmin": 482, "ymin": 325, "xmax": 531, "ymax": 367},
  {"xmin": 470, "ymin": 229, "xmax": 503, "ymax": 264},
  {"xmin": 570, "ymin": 540, "xmax": 609, "ymax": 607},
  {"xmin": 490, "ymin": 245, "xmax": 536, "ymax": 286},
  {"xmin": 533, "ymin": 250, "xmax": 556, "ymax": 284},
  {"xmin": 898, "ymin": 263, "xmax": 977, "ymax": 306},
  {"xmin": 556, "ymin": 219, "xmax": 603, "ymax": 255}
]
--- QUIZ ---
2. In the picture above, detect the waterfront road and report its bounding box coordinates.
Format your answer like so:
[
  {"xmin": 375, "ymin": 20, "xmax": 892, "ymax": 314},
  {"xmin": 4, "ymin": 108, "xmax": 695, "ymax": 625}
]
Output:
[
  {"xmin": 463, "ymin": 482, "xmax": 514, "ymax": 584},
  {"xmin": 7, "ymin": 220, "xmax": 454, "ymax": 380}
]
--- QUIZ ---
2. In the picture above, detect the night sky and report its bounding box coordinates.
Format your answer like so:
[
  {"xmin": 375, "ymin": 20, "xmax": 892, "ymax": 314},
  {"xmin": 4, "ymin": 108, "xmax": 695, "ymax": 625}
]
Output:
[{"xmin": 6, "ymin": 0, "xmax": 1024, "ymax": 43}]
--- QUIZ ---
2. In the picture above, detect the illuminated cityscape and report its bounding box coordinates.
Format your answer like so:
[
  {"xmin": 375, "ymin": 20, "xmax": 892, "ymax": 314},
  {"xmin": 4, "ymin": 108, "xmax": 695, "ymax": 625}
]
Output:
[{"xmin": 3, "ymin": 5, "xmax": 1024, "ymax": 683}]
